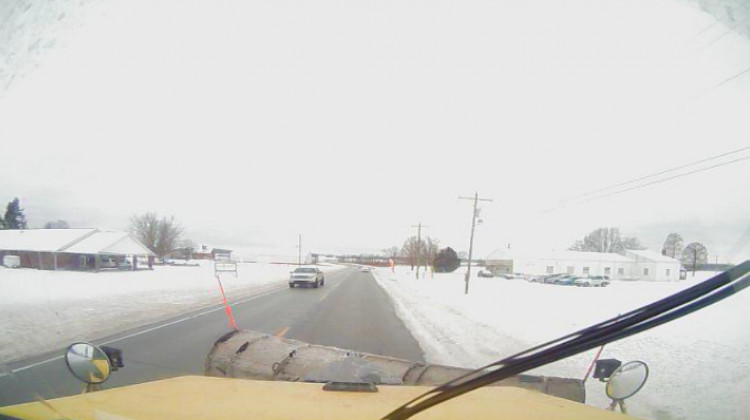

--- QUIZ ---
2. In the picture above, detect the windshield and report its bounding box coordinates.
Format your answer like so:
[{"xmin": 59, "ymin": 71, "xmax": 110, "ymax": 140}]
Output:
[{"xmin": 1, "ymin": 1, "xmax": 750, "ymax": 420}]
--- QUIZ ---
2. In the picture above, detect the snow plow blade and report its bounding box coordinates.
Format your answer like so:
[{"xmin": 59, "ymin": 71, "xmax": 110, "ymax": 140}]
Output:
[{"xmin": 205, "ymin": 330, "xmax": 585, "ymax": 403}]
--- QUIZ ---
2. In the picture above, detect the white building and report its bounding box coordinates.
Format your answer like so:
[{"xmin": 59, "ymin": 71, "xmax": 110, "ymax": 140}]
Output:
[
  {"xmin": 625, "ymin": 249, "xmax": 682, "ymax": 281},
  {"xmin": 486, "ymin": 248, "xmax": 681, "ymax": 281}
]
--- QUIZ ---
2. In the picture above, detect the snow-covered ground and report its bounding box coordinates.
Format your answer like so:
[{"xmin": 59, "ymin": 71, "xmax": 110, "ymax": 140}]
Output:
[
  {"xmin": 374, "ymin": 266, "xmax": 750, "ymax": 420},
  {"xmin": 0, "ymin": 262, "xmax": 344, "ymax": 364}
]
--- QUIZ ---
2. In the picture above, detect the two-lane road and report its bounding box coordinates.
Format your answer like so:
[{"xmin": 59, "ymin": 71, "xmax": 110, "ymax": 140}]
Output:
[{"xmin": 0, "ymin": 267, "xmax": 424, "ymax": 406}]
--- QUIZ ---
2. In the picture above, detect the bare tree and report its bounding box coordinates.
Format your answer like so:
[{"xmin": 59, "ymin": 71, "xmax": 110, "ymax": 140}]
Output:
[
  {"xmin": 422, "ymin": 236, "xmax": 440, "ymax": 268},
  {"xmin": 569, "ymin": 240, "xmax": 586, "ymax": 251},
  {"xmin": 569, "ymin": 227, "xmax": 644, "ymax": 254},
  {"xmin": 130, "ymin": 212, "xmax": 160, "ymax": 251},
  {"xmin": 43, "ymin": 220, "xmax": 70, "ymax": 229},
  {"xmin": 381, "ymin": 246, "xmax": 400, "ymax": 259},
  {"xmin": 401, "ymin": 236, "xmax": 425, "ymax": 270},
  {"xmin": 662, "ymin": 233, "xmax": 684, "ymax": 259},
  {"xmin": 179, "ymin": 238, "xmax": 196, "ymax": 250},
  {"xmin": 155, "ymin": 215, "xmax": 184, "ymax": 258},
  {"xmin": 682, "ymin": 242, "xmax": 708, "ymax": 275},
  {"xmin": 130, "ymin": 213, "xmax": 184, "ymax": 259},
  {"xmin": 621, "ymin": 236, "xmax": 646, "ymax": 251}
]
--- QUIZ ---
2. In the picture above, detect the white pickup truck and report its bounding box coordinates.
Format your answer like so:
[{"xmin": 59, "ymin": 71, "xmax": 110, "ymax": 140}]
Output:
[{"xmin": 289, "ymin": 266, "xmax": 325, "ymax": 288}]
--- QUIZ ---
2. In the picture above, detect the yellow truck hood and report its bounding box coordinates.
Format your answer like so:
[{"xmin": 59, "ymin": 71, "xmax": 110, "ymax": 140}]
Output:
[{"xmin": 0, "ymin": 376, "xmax": 631, "ymax": 420}]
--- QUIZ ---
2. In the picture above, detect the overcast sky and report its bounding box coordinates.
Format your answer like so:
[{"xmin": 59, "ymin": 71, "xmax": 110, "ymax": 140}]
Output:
[{"xmin": 1, "ymin": 0, "xmax": 750, "ymax": 261}]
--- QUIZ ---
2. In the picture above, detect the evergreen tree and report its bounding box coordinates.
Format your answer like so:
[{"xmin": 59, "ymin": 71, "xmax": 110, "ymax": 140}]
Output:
[
  {"xmin": 4, "ymin": 198, "xmax": 27, "ymax": 229},
  {"xmin": 433, "ymin": 247, "xmax": 460, "ymax": 273}
]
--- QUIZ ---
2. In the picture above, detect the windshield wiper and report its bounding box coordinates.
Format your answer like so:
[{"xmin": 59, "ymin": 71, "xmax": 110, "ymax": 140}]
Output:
[{"xmin": 382, "ymin": 261, "xmax": 750, "ymax": 420}]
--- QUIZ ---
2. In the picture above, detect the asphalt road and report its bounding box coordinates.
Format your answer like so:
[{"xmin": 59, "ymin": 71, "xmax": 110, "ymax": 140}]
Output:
[{"xmin": 0, "ymin": 267, "xmax": 424, "ymax": 406}]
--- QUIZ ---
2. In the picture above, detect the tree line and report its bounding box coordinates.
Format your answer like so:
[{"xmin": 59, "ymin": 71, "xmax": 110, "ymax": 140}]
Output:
[
  {"xmin": 380, "ymin": 235, "xmax": 461, "ymax": 273},
  {"xmin": 568, "ymin": 227, "xmax": 710, "ymax": 273},
  {"xmin": 662, "ymin": 232, "xmax": 708, "ymax": 274},
  {"xmin": 0, "ymin": 197, "xmax": 71, "ymax": 230},
  {"xmin": 0, "ymin": 197, "xmax": 189, "ymax": 261}
]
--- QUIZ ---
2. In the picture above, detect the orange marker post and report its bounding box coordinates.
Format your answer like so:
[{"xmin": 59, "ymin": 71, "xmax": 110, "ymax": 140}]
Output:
[{"xmin": 215, "ymin": 274, "xmax": 239, "ymax": 330}]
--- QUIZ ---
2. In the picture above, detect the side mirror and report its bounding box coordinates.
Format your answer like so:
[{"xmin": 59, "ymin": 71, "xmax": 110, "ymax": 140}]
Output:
[
  {"xmin": 606, "ymin": 360, "xmax": 649, "ymax": 401},
  {"xmin": 64, "ymin": 342, "xmax": 112, "ymax": 384},
  {"xmin": 593, "ymin": 358, "xmax": 621, "ymax": 381}
]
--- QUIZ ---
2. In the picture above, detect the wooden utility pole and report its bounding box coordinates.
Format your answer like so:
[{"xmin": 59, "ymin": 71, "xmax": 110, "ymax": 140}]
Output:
[
  {"xmin": 459, "ymin": 192, "xmax": 493, "ymax": 294},
  {"xmin": 411, "ymin": 223, "xmax": 428, "ymax": 280}
]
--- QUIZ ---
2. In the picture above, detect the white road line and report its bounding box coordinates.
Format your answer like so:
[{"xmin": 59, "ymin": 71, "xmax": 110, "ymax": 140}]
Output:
[
  {"xmin": 1, "ymin": 356, "xmax": 64, "ymax": 377},
  {"xmin": 2, "ymin": 268, "xmax": 353, "ymax": 378},
  {"xmin": 1, "ymin": 284, "xmax": 289, "ymax": 377}
]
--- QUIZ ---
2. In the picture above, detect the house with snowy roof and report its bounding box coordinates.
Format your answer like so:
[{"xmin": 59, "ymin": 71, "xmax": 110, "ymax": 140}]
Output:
[{"xmin": 0, "ymin": 228, "xmax": 154, "ymax": 271}]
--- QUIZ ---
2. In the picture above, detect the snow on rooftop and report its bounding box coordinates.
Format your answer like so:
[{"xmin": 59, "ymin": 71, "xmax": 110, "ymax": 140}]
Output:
[
  {"xmin": 486, "ymin": 248, "xmax": 633, "ymax": 263},
  {"xmin": 63, "ymin": 230, "xmax": 154, "ymax": 256},
  {"xmin": 61, "ymin": 230, "xmax": 128, "ymax": 254},
  {"xmin": 485, "ymin": 248, "xmax": 516, "ymax": 261},
  {"xmin": 542, "ymin": 250, "xmax": 633, "ymax": 263},
  {"xmin": 0, "ymin": 228, "xmax": 154, "ymax": 255},
  {"xmin": 103, "ymin": 235, "xmax": 154, "ymax": 256},
  {"xmin": 0, "ymin": 228, "xmax": 95, "ymax": 252},
  {"xmin": 626, "ymin": 249, "xmax": 681, "ymax": 263}
]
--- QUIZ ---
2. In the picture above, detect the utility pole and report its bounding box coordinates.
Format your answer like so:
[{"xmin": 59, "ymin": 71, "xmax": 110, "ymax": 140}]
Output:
[
  {"xmin": 411, "ymin": 223, "xmax": 428, "ymax": 280},
  {"xmin": 459, "ymin": 192, "xmax": 493, "ymax": 294},
  {"xmin": 298, "ymin": 234, "xmax": 302, "ymax": 266}
]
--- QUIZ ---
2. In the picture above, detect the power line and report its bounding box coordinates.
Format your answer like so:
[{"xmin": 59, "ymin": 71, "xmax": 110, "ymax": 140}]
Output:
[
  {"xmin": 690, "ymin": 64, "xmax": 750, "ymax": 100},
  {"xmin": 690, "ymin": 22, "xmax": 716, "ymax": 40},
  {"xmin": 709, "ymin": 65, "xmax": 750, "ymax": 90},
  {"xmin": 699, "ymin": 29, "xmax": 732, "ymax": 51},
  {"xmin": 558, "ymin": 146, "xmax": 750, "ymax": 204},
  {"xmin": 576, "ymin": 154, "xmax": 750, "ymax": 205},
  {"xmin": 545, "ymin": 152, "xmax": 750, "ymax": 213}
]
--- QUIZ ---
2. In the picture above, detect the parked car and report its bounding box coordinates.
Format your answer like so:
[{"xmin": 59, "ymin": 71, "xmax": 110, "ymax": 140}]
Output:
[
  {"xmin": 2, "ymin": 255, "xmax": 21, "ymax": 268},
  {"xmin": 289, "ymin": 267, "xmax": 325, "ymax": 288},
  {"xmin": 554, "ymin": 275, "xmax": 579, "ymax": 286},
  {"xmin": 100, "ymin": 256, "xmax": 117, "ymax": 269},
  {"xmin": 116, "ymin": 258, "xmax": 132, "ymax": 270},
  {"xmin": 478, "ymin": 269, "xmax": 494, "ymax": 278},
  {"xmin": 359, "ymin": 266, "xmax": 372, "ymax": 272},
  {"xmin": 575, "ymin": 275, "xmax": 610, "ymax": 287},
  {"xmin": 543, "ymin": 273, "xmax": 567, "ymax": 284}
]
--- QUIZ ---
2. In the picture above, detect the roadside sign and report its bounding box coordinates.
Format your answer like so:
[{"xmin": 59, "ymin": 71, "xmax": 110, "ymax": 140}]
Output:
[{"xmin": 214, "ymin": 261, "xmax": 238, "ymax": 277}]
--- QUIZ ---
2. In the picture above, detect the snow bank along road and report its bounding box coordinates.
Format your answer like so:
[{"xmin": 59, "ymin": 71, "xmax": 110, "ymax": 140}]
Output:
[
  {"xmin": 374, "ymin": 267, "xmax": 750, "ymax": 420},
  {"xmin": 0, "ymin": 266, "xmax": 423, "ymax": 406}
]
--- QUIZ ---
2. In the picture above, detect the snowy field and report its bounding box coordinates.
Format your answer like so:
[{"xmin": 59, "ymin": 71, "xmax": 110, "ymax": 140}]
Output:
[
  {"xmin": 374, "ymin": 266, "xmax": 750, "ymax": 420},
  {"xmin": 0, "ymin": 262, "xmax": 344, "ymax": 364}
]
